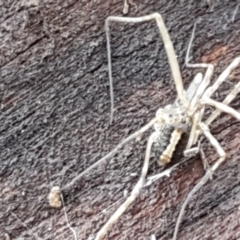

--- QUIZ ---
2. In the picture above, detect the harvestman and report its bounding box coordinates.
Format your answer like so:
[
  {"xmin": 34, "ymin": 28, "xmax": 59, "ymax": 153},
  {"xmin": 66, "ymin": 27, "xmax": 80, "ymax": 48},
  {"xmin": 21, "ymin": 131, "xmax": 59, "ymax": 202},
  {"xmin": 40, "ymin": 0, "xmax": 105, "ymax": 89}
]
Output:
[
  {"xmin": 91, "ymin": 13, "xmax": 240, "ymax": 240},
  {"xmin": 51, "ymin": 12, "xmax": 240, "ymax": 240}
]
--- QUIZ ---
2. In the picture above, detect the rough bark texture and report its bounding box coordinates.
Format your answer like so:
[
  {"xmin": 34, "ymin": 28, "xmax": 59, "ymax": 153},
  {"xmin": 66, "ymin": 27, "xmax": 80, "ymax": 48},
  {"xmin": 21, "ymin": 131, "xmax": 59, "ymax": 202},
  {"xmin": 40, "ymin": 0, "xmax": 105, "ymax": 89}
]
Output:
[{"xmin": 1, "ymin": 0, "xmax": 240, "ymax": 240}]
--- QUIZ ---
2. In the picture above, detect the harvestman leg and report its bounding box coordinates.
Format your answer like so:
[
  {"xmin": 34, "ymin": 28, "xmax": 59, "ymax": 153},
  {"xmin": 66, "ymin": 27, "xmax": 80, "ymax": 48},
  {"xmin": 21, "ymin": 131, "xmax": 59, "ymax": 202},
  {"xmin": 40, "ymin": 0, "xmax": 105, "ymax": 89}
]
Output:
[
  {"xmin": 159, "ymin": 23, "xmax": 214, "ymax": 165},
  {"xmin": 205, "ymin": 57, "xmax": 240, "ymax": 125},
  {"xmin": 186, "ymin": 27, "xmax": 214, "ymax": 113},
  {"xmin": 204, "ymin": 57, "xmax": 240, "ymax": 98},
  {"xmin": 206, "ymin": 80, "xmax": 240, "ymax": 125},
  {"xmin": 201, "ymin": 96, "xmax": 240, "ymax": 120},
  {"xmin": 174, "ymin": 101, "xmax": 240, "ymax": 239},
  {"xmin": 61, "ymin": 118, "xmax": 157, "ymax": 191},
  {"xmin": 106, "ymin": 13, "xmax": 189, "ymax": 124},
  {"xmin": 173, "ymin": 122, "xmax": 226, "ymax": 240},
  {"xmin": 192, "ymin": 57, "xmax": 240, "ymax": 144},
  {"xmin": 184, "ymin": 23, "xmax": 214, "ymax": 151},
  {"xmin": 95, "ymin": 132, "xmax": 155, "ymax": 240}
]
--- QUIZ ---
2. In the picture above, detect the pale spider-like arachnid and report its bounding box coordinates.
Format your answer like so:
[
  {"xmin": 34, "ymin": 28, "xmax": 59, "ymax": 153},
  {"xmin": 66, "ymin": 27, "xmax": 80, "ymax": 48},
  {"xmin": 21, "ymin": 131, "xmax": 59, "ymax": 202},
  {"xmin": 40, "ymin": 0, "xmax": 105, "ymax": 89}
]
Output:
[
  {"xmin": 61, "ymin": 13, "xmax": 240, "ymax": 240},
  {"xmin": 94, "ymin": 13, "xmax": 240, "ymax": 240}
]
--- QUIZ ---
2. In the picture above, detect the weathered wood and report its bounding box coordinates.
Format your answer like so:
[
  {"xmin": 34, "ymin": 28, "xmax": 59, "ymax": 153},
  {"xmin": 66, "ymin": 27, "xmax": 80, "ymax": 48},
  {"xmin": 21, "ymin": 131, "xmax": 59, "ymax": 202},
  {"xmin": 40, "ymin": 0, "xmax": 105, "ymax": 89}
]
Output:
[{"xmin": 1, "ymin": 1, "xmax": 240, "ymax": 239}]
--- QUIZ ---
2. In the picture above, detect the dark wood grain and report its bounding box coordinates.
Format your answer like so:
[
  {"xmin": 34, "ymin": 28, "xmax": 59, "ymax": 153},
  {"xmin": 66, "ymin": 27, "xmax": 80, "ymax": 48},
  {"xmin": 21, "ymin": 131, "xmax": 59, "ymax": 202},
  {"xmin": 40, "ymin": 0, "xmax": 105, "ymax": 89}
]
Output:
[{"xmin": 1, "ymin": 1, "xmax": 240, "ymax": 239}]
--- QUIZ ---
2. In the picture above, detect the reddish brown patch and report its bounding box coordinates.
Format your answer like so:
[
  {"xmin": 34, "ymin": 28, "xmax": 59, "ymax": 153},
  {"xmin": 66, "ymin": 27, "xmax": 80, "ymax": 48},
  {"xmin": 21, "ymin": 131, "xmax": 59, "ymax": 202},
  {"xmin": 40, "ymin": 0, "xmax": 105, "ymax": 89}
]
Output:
[{"xmin": 201, "ymin": 46, "xmax": 228, "ymax": 64}]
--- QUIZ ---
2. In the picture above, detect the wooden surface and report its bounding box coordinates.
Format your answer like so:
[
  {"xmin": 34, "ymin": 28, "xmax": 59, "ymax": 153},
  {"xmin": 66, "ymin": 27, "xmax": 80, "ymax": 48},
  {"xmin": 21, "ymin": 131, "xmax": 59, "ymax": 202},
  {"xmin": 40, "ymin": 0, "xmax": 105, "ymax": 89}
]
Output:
[{"xmin": 1, "ymin": 1, "xmax": 240, "ymax": 239}]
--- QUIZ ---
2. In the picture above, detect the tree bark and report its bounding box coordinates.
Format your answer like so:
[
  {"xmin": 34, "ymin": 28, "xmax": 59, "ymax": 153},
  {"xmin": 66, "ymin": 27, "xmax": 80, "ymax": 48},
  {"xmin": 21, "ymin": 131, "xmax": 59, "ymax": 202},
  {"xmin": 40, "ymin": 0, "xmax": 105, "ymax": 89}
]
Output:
[{"xmin": 1, "ymin": 1, "xmax": 240, "ymax": 239}]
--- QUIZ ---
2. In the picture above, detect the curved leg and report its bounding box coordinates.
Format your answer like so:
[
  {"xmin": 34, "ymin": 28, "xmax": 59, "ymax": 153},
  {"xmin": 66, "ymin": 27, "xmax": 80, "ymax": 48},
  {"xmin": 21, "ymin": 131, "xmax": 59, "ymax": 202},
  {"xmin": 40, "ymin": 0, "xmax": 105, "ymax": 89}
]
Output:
[
  {"xmin": 184, "ymin": 23, "xmax": 214, "ymax": 150},
  {"xmin": 206, "ymin": 80, "xmax": 240, "ymax": 126},
  {"xmin": 95, "ymin": 132, "xmax": 155, "ymax": 240},
  {"xmin": 204, "ymin": 57, "xmax": 240, "ymax": 98},
  {"xmin": 201, "ymin": 96, "xmax": 240, "ymax": 121},
  {"xmin": 105, "ymin": 13, "xmax": 189, "ymax": 123},
  {"xmin": 173, "ymin": 122, "xmax": 226, "ymax": 240},
  {"xmin": 189, "ymin": 57, "xmax": 240, "ymax": 146},
  {"xmin": 185, "ymin": 23, "xmax": 214, "ymax": 114},
  {"xmin": 62, "ymin": 117, "xmax": 157, "ymax": 191}
]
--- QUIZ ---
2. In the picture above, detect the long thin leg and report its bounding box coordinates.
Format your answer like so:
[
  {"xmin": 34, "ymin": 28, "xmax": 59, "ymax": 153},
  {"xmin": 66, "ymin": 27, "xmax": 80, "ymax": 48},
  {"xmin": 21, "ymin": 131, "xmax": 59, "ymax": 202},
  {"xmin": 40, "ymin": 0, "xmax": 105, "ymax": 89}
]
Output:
[
  {"xmin": 185, "ymin": 23, "xmax": 214, "ymax": 115},
  {"xmin": 199, "ymin": 140, "xmax": 211, "ymax": 172},
  {"xmin": 186, "ymin": 79, "xmax": 240, "ymax": 151},
  {"xmin": 94, "ymin": 132, "xmax": 155, "ymax": 240},
  {"xmin": 145, "ymin": 153, "xmax": 193, "ymax": 187},
  {"xmin": 105, "ymin": 13, "xmax": 189, "ymax": 123},
  {"xmin": 62, "ymin": 118, "xmax": 157, "ymax": 191},
  {"xmin": 173, "ymin": 122, "xmax": 226, "ymax": 240},
  {"xmin": 204, "ymin": 57, "xmax": 240, "ymax": 98},
  {"xmin": 206, "ymin": 80, "xmax": 240, "ymax": 125},
  {"xmin": 185, "ymin": 110, "xmax": 201, "ymax": 151},
  {"xmin": 201, "ymin": 96, "xmax": 240, "ymax": 120},
  {"xmin": 231, "ymin": 3, "xmax": 240, "ymax": 23},
  {"xmin": 185, "ymin": 72, "xmax": 203, "ymax": 102},
  {"xmin": 185, "ymin": 23, "xmax": 212, "ymax": 70},
  {"xmin": 184, "ymin": 23, "xmax": 214, "ymax": 150},
  {"xmin": 189, "ymin": 57, "xmax": 240, "ymax": 144}
]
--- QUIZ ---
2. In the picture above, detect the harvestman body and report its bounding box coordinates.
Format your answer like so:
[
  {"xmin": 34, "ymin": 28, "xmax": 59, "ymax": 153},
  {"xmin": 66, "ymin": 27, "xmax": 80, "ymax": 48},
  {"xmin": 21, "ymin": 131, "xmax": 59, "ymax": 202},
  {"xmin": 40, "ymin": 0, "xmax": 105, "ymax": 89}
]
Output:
[{"xmin": 92, "ymin": 13, "xmax": 240, "ymax": 240}]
